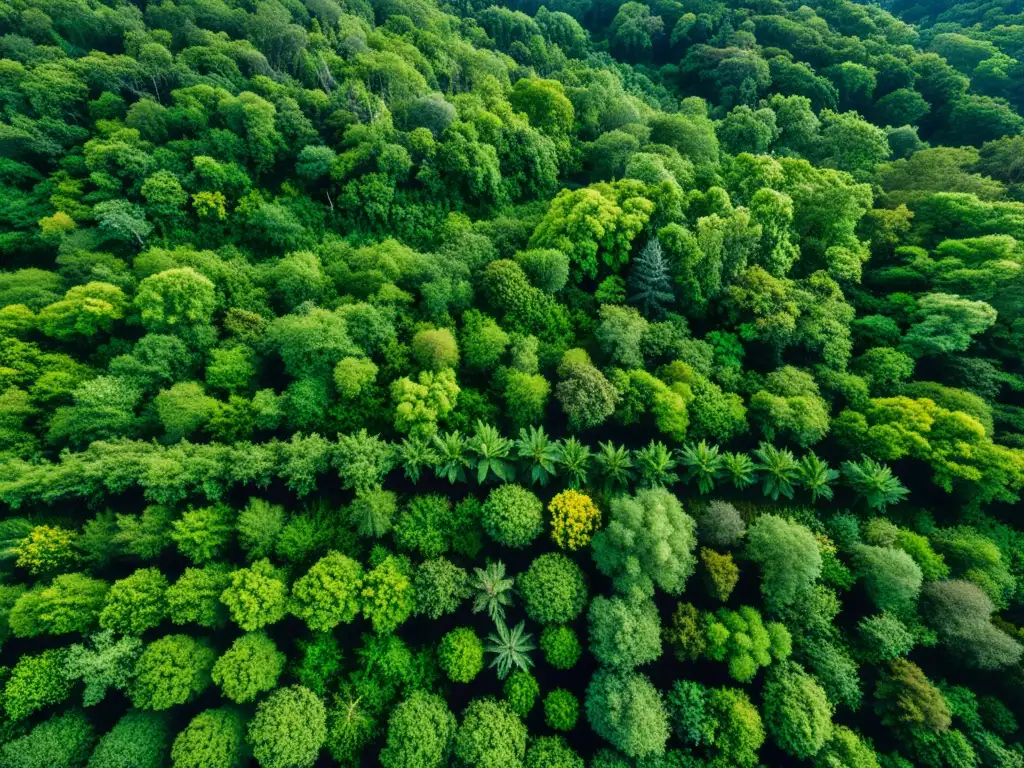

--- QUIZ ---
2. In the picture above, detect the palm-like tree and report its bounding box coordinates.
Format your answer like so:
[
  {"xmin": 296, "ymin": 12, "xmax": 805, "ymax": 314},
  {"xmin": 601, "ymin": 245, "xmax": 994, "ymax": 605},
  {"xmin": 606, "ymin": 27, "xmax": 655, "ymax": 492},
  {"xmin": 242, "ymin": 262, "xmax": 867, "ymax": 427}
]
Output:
[
  {"xmin": 515, "ymin": 426, "xmax": 559, "ymax": 486},
  {"xmin": 596, "ymin": 441, "xmax": 635, "ymax": 495},
  {"xmin": 798, "ymin": 452, "xmax": 838, "ymax": 502},
  {"xmin": 721, "ymin": 451, "xmax": 755, "ymax": 489},
  {"xmin": 842, "ymin": 457, "xmax": 909, "ymax": 512},
  {"xmin": 432, "ymin": 430, "xmax": 471, "ymax": 484},
  {"xmin": 679, "ymin": 440, "xmax": 723, "ymax": 494},
  {"xmin": 485, "ymin": 619, "xmax": 536, "ymax": 679},
  {"xmin": 471, "ymin": 561, "xmax": 515, "ymax": 622},
  {"xmin": 467, "ymin": 422, "xmax": 514, "ymax": 484},
  {"xmin": 555, "ymin": 437, "xmax": 592, "ymax": 489},
  {"xmin": 397, "ymin": 436, "xmax": 438, "ymax": 483},
  {"xmin": 634, "ymin": 440, "xmax": 679, "ymax": 487},
  {"xmin": 753, "ymin": 442, "xmax": 800, "ymax": 501}
]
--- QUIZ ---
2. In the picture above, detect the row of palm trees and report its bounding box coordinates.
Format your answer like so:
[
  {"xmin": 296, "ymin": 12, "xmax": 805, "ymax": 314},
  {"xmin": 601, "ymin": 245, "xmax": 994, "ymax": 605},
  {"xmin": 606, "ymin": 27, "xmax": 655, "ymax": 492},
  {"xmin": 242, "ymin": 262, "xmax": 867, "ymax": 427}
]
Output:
[{"xmin": 394, "ymin": 423, "xmax": 910, "ymax": 512}]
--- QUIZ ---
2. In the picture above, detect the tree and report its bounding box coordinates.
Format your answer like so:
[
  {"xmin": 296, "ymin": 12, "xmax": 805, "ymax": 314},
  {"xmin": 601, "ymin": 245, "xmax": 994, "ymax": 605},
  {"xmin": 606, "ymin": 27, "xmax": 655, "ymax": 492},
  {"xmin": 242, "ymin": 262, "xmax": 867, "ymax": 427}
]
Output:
[
  {"xmin": 555, "ymin": 352, "xmax": 619, "ymax": 431},
  {"xmin": 763, "ymin": 663, "xmax": 834, "ymax": 759},
  {"xmin": 13, "ymin": 524, "xmax": 77, "ymax": 575},
  {"xmin": 220, "ymin": 558, "xmax": 289, "ymax": 631},
  {"xmin": 349, "ymin": 487, "xmax": 398, "ymax": 538},
  {"xmin": 746, "ymin": 515, "xmax": 822, "ymax": 610},
  {"xmin": 379, "ymin": 692, "xmax": 457, "ymax": 768},
  {"xmin": 540, "ymin": 626, "xmax": 582, "ymax": 670},
  {"xmin": 519, "ymin": 553, "xmax": 588, "ymax": 624},
  {"xmin": 586, "ymin": 669, "xmax": 670, "ymax": 759},
  {"xmin": 919, "ymin": 580, "xmax": 1022, "ymax": 669},
  {"xmin": 471, "ymin": 560, "xmax": 516, "ymax": 623},
  {"xmin": 628, "ymin": 238, "xmax": 674, "ymax": 318},
  {"xmin": 812, "ymin": 726, "xmax": 880, "ymax": 768},
  {"xmin": 167, "ymin": 564, "xmax": 233, "ymax": 628},
  {"xmin": 171, "ymin": 505, "xmax": 234, "ymax": 563},
  {"xmin": 94, "ymin": 200, "xmax": 153, "ymax": 246},
  {"xmin": 211, "ymin": 632, "xmax": 285, "ymax": 703},
  {"xmin": 482, "ymin": 485, "xmax": 544, "ymax": 548},
  {"xmin": 134, "ymin": 268, "xmax": 215, "ymax": 333},
  {"xmin": 875, "ymin": 659, "xmax": 951, "ymax": 735},
  {"xmin": 439, "ymin": 627, "xmax": 484, "ymax": 683},
  {"xmin": 453, "ymin": 698, "xmax": 528, "ymax": 768},
  {"xmin": 411, "ymin": 328, "xmax": 460, "ymax": 371},
  {"xmin": 695, "ymin": 501, "xmax": 746, "ymax": 548},
  {"xmin": 596, "ymin": 304, "xmax": 648, "ymax": 368},
  {"xmin": 99, "ymin": 567, "xmax": 168, "ymax": 635},
  {"xmin": 88, "ymin": 710, "xmax": 171, "ymax": 768},
  {"xmin": 544, "ymin": 689, "xmax": 579, "ymax": 731},
  {"xmin": 548, "ymin": 490, "xmax": 601, "ymax": 550},
  {"xmin": 237, "ymin": 498, "xmax": 287, "ymax": 560},
  {"xmin": 591, "ymin": 488, "xmax": 697, "ymax": 597},
  {"xmin": 588, "ymin": 595, "xmax": 662, "ymax": 669},
  {"xmin": 291, "ymin": 551, "xmax": 363, "ymax": 631},
  {"xmin": 8, "ymin": 573, "xmax": 108, "ymax": 638},
  {"xmin": 64, "ymin": 630, "xmax": 142, "ymax": 706},
  {"xmin": 852, "ymin": 545, "xmax": 922, "ymax": 614},
  {"xmin": 360, "ymin": 554, "xmax": 414, "ymax": 634},
  {"xmin": 415, "ymin": 558, "xmax": 470, "ymax": 620},
  {"xmin": 247, "ymin": 686, "xmax": 326, "ymax": 768},
  {"xmin": 524, "ymin": 736, "xmax": 584, "ymax": 768},
  {"xmin": 130, "ymin": 634, "xmax": 215, "ymax": 711},
  {"xmin": 171, "ymin": 709, "xmax": 247, "ymax": 768},
  {"xmin": 486, "ymin": 620, "xmax": 536, "ymax": 679},
  {"xmin": 5, "ymin": 649, "xmax": 72, "ymax": 721},
  {"xmin": 0, "ymin": 710, "xmax": 95, "ymax": 768}
]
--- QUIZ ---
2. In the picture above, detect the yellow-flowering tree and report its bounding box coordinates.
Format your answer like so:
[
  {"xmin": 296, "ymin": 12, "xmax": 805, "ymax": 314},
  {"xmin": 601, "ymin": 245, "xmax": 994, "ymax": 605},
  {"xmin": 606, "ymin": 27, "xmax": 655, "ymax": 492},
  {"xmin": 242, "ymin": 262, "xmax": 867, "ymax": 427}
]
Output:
[{"xmin": 549, "ymin": 490, "xmax": 601, "ymax": 551}]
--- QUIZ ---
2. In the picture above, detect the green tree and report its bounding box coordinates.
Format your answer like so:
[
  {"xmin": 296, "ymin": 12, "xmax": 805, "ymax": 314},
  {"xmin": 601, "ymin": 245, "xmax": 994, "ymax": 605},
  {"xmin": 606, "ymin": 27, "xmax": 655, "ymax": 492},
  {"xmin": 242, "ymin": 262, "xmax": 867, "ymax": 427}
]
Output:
[
  {"xmin": 88, "ymin": 710, "xmax": 171, "ymax": 768},
  {"xmin": 439, "ymin": 627, "xmax": 485, "ymax": 684},
  {"xmin": 746, "ymin": 515, "xmax": 822, "ymax": 610},
  {"xmin": 64, "ymin": 630, "xmax": 142, "ymax": 707},
  {"xmin": 588, "ymin": 595, "xmax": 663, "ymax": 669},
  {"xmin": 220, "ymin": 558, "xmax": 289, "ymax": 631},
  {"xmin": 379, "ymin": 691, "xmax": 457, "ymax": 768},
  {"xmin": 130, "ymin": 634, "xmax": 215, "ymax": 711},
  {"xmin": 211, "ymin": 632, "xmax": 285, "ymax": 704},
  {"xmin": 167, "ymin": 564, "xmax": 233, "ymax": 628},
  {"xmin": 237, "ymin": 498, "xmax": 287, "ymax": 560},
  {"xmin": 291, "ymin": 551, "xmax": 363, "ymax": 631},
  {"xmin": 0, "ymin": 710, "xmax": 95, "ymax": 768},
  {"xmin": 592, "ymin": 488, "xmax": 697, "ymax": 597},
  {"xmin": 544, "ymin": 689, "xmax": 579, "ymax": 731},
  {"xmin": 360, "ymin": 554, "xmax": 415, "ymax": 634},
  {"xmin": 763, "ymin": 663, "xmax": 834, "ymax": 759},
  {"xmin": 8, "ymin": 573, "xmax": 108, "ymax": 638},
  {"xmin": 453, "ymin": 698, "xmax": 527, "ymax": 768},
  {"xmin": 171, "ymin": 709, "xmax": 247, "ymax": 768},
  {"xmin": 248, "ymin": 686, "xmax": 327, "ymax": 768},
  {"xmin": 482, "ymin": 484, "xmax": 544, "ymax": 548},
  {"xmin": 5, "ymin": 649, "xmax": 72, "ymax": 721},
  {"xmin": 414, "ymin": 558, "xmax": 470, "ymax": 620},
  {"xmin": 99, "ymin": 567, "xmax": 169, "ymax": 635},
  {"xmin": 585, "ymin": 669, "xmax": 669, "ymax": 759},
  {"xmin": 519, "ymin": 553, "xmax": 588, "ymax": 624}
]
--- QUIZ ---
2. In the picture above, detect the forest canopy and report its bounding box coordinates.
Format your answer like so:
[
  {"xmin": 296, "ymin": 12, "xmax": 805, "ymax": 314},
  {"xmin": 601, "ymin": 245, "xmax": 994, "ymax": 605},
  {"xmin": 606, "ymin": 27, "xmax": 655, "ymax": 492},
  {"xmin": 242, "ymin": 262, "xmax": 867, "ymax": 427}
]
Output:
[{"xmin": 2, "ymin": 0, "xmax": 1024, "ymax": 766}]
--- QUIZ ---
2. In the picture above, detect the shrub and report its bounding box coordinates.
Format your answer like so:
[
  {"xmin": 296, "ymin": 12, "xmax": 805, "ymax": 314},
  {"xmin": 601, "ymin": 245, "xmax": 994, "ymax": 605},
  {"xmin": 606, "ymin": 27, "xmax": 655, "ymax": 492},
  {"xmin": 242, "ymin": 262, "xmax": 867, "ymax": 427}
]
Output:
[
  {"xmin": 439, "ymin": 627, "xmax": 484, "ymax": 683},
  {"xmin": 540, "ymin": 625, "xmax": 582, "ymax": 670},
  {"xmin": 483, "ymin": 485, "xmax": 544, "ymax": 548},
  {"xmin": 519, "ymin": 553, "xmax": 588, "ymax": 624},
  {"xmin": 545, "ymin": 689, "xmax": 580, "ymax": 731},
  {"xmin": 504, "ymin": 670, "xmax": 540, "ymax": 717},
  {"xmin": 548, "ymin": 490, "xmax": 601, "ymax": 550}
]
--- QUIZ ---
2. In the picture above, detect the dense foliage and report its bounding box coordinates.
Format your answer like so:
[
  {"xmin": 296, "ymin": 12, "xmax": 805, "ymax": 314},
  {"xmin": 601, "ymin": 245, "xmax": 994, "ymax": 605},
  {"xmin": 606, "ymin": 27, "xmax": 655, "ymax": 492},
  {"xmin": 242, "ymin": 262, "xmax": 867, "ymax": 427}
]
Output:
[{"xmin": 1, "ymin": 0, "xmax": 1024, "ymax": 765}]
